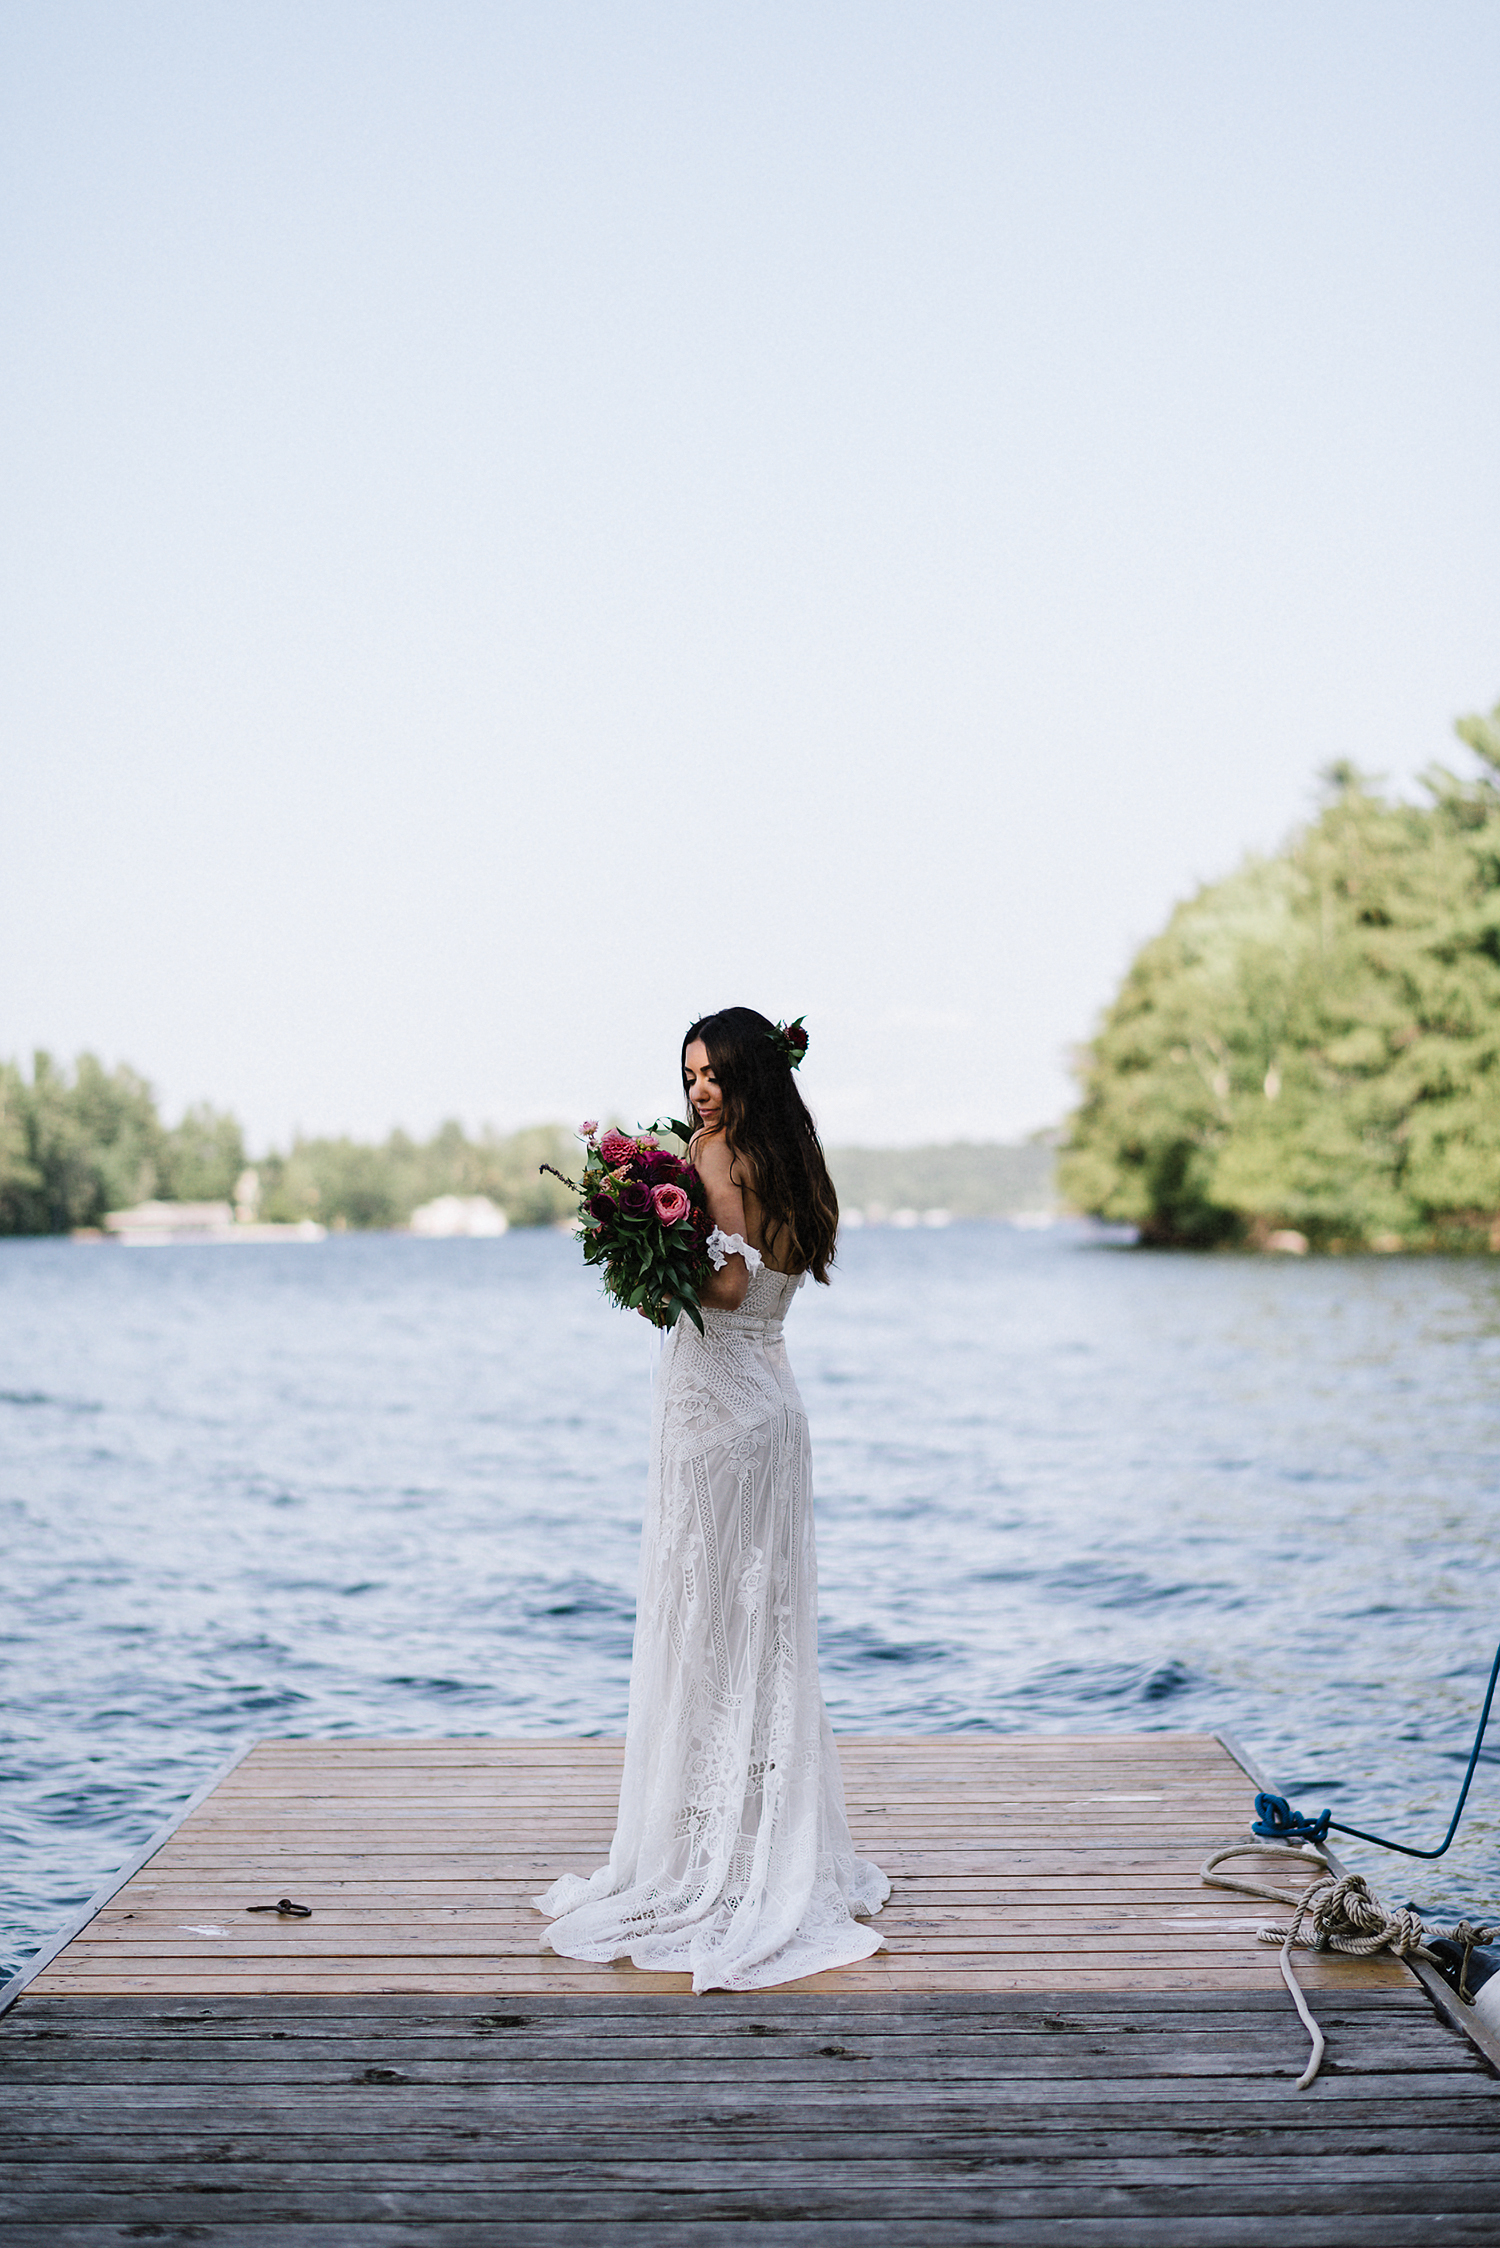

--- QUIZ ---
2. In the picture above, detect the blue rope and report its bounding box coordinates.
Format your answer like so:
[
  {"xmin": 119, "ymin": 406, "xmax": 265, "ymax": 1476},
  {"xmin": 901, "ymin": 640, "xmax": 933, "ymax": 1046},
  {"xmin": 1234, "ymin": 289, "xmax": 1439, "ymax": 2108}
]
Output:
[
  {"xmin": 1252, "ymin": 1794, "xmax": 1331, "ymax": 1845},
  {"xmin": 1251, "ymin": 1636, "xmax": 1500, "ymax": 1861}
]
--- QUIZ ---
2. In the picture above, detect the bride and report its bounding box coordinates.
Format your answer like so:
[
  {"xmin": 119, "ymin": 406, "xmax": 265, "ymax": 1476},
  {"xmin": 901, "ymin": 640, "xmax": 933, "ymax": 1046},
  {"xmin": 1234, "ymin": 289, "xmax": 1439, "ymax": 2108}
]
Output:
[{"xmin": 536, "ymin": 1006, "xmax": 889, "ymax": 1991}]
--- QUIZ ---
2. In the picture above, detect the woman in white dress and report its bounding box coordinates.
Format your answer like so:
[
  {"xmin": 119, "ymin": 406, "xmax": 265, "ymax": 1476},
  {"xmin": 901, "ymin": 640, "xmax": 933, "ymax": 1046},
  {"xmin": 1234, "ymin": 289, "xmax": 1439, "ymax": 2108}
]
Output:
[{"xmin": 537, "ymin": 1007, "xmax": 889, "ymax": 1992}]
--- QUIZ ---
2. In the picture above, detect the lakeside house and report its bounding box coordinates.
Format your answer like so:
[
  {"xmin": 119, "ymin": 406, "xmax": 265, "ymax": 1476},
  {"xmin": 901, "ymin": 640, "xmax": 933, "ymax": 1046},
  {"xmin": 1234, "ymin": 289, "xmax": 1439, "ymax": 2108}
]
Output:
[
  {"xmin": 408, "ymin": 1194, "xmax": 509, "ymax": 1238},
  {"xmin": 100, "ymin": 1201, "xmax": 326, "ymax": 1245}
]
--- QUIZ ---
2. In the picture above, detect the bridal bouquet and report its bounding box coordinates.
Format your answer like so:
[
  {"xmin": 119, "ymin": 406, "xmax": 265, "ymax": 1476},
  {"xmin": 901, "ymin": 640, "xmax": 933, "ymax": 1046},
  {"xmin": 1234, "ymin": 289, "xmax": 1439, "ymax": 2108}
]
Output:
[{"xmin": 542, "ymin": 1122, "xmax": 712, "ymax": 1332}]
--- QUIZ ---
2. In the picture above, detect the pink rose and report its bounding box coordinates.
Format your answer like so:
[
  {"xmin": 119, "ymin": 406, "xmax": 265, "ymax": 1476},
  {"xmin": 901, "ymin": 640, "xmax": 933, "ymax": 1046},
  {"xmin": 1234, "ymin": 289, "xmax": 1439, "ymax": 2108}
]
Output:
[
  {"xmin": 577, "ymin": 1119, "xmax": 599, "ymax": 1138},
  {"xmin": 598, "ymin": 1130, "xmax": 635, "ymax": 1167},
  {"xmin": 651, "ymin": 1183, "xmax": 690, "ymax": 1226}
]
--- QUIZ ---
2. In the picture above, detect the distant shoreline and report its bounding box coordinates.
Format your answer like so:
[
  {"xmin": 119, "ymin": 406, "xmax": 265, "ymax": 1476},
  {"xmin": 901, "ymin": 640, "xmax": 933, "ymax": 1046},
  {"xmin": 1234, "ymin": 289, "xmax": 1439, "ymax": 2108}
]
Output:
[
  {"xmin": 827, "ymin": 1139, "xmax": 1056, "ymax": 1224},
  {"xmin": 0, "ymin": 1056, "xmax": 1060, "ymax": 1237}
]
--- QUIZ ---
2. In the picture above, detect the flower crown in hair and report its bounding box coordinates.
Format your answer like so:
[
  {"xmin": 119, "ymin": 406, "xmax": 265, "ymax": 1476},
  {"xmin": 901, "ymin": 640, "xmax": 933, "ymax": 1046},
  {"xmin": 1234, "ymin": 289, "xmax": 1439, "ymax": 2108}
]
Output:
[{"xmin": 766, "ymin": 1016, "xmax": 810, "ymax": 1070}]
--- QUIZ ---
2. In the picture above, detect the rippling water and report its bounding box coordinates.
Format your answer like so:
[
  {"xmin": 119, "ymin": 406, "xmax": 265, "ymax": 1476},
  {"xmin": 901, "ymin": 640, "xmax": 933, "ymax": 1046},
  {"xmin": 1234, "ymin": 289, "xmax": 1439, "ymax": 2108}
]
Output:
[{"xmin": 4, "ymin": 1223, "xmax": 1500, "ymax": 1978}]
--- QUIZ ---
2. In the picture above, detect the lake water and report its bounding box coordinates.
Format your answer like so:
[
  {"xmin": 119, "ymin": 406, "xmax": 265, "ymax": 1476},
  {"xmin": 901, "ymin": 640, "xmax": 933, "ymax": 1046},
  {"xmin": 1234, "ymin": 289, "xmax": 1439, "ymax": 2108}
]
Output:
[{"xmin": 4, "ymin": 1222, "xmax": 1500, "ymax": 1980}]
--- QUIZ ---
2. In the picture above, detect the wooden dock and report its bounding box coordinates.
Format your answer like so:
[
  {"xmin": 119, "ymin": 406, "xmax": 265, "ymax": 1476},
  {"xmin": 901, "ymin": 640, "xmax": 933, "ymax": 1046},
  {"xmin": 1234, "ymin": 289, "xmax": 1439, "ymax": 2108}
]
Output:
[{"xmin": 3, "ymin": 1732, "xmax": 1497, "ymax": 2241}]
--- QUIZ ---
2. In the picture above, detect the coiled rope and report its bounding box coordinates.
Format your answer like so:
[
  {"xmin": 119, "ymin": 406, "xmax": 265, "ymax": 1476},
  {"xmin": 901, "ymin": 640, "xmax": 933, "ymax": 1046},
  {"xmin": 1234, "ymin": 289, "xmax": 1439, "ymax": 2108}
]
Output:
[{"xmin": 1201, "ymin": 1841, "xmax": 1499, "ymax": 2088}]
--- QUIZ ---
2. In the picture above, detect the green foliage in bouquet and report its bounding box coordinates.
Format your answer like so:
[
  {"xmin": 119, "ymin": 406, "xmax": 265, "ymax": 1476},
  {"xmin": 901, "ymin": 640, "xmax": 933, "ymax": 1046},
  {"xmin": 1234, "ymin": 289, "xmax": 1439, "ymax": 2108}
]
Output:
[{"xmin": 543, "ymin": 1121, "xmax": 713, "ymax": 1330}]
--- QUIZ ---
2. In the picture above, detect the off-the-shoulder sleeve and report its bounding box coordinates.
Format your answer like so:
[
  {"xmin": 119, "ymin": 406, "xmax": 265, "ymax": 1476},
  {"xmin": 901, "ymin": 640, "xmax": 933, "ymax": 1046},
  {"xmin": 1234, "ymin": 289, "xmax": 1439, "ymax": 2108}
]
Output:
[{"xmin": 705, "ymin": 1227, "xmax": 764, "ymax": 1274}]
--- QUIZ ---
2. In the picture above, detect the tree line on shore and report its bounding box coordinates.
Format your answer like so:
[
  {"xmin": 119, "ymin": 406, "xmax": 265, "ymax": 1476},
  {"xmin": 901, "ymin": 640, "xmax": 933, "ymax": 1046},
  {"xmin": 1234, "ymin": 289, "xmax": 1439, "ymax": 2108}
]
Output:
[
  {"xmin": 1061, "ymin": 696, "xmax": 1500, "ymax": 1250},
  {"xmin": 0, "ymin": 1062, "xmax": 582, "ymax": 1236},
  {"xmin": 0, "ymin": 1063, "xmax": 1057, "ymax": 1238}
]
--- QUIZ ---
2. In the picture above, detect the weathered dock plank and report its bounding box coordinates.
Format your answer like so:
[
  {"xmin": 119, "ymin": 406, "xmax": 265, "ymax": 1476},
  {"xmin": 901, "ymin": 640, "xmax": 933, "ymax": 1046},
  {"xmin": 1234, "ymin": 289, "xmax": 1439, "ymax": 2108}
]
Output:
[{"xmin": 2, "ymin": 1992, "xmax": 1496, "ymax": 2243}]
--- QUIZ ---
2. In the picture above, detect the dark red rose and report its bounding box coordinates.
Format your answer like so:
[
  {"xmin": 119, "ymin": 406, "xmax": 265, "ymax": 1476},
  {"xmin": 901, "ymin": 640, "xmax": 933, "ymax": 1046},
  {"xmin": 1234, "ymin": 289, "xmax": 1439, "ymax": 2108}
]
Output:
[
  {"xmin": 588, "ymin": 1192, "xmax": 617, "ymax": 1223},
  {"xmin": 642, "ymin": 1150, "xmax": 685, "ymax": 1182},
  {"xmin": 787, "ymin": 1023, "xmax": 808, "ymax": 1051},
  {"xmin": 619, "ymin": 1180, "xmax": 651, "ymax": 1218}
]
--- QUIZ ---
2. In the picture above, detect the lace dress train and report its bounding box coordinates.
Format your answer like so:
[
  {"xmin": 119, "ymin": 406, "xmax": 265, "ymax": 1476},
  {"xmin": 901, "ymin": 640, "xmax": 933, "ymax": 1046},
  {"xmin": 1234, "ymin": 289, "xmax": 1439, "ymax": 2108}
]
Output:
[{"xmin": 536, "ymin": 1252, "xmax": 889, "ymax": 1992}]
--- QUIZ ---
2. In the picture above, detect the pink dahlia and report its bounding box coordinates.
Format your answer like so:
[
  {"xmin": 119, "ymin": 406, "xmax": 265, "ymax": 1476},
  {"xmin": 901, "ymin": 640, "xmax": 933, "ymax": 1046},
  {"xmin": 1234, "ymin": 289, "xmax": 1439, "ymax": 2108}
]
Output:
[
  {"xmin": 598, "ymin": 1129, "xmax": 636, "ymax": 1167},
  {"xmin": 651, "ymin": 1183, "xmax": 691, "ymax": 1226}
]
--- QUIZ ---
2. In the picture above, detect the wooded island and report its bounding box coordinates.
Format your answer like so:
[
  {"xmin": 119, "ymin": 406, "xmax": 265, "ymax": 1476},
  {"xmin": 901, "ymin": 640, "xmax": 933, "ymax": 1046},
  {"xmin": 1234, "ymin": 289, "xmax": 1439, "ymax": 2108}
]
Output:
[{"xmin": 1062, "ymin": 697, "xmax": 1500, "ymax": 1249}]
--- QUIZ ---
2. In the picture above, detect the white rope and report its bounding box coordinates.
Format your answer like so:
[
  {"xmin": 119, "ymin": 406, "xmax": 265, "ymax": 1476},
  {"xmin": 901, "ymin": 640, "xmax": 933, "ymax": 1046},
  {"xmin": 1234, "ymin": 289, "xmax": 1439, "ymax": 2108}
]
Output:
[{"xmin": 1200, "ymin": 1841, "xmax": 1451, "ymax": 2089}]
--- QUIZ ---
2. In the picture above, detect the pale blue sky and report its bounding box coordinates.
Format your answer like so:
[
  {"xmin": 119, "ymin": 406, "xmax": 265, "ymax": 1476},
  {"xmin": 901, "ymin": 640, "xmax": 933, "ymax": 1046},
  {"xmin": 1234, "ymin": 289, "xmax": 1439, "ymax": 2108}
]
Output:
[{"xmin": 3, "ymin": 2, "xmax": 1497, "ymax": 1147}]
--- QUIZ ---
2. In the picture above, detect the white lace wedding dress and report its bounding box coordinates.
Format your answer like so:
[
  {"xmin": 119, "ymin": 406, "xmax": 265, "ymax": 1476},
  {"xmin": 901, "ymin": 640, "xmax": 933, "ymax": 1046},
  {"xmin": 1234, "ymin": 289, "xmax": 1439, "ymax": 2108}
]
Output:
[{"xmin": 536, "ymin": 1240, "xmax": 889, "ymax": 1991}]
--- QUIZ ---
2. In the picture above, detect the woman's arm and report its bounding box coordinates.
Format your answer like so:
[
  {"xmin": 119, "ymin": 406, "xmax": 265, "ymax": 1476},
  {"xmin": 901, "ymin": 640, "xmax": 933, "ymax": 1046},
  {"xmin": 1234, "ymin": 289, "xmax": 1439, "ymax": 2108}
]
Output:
[{"xmin": 692, "ymin": 1131, "xmax": 754, "ymax": 1309}]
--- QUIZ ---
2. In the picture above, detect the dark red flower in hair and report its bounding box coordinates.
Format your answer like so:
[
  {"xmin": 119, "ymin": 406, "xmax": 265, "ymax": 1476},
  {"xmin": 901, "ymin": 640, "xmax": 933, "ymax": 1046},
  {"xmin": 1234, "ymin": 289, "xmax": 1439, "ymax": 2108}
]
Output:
[{"xmin": 766, "ymin": 1015, "xmax": 810, "ymax": 1068}]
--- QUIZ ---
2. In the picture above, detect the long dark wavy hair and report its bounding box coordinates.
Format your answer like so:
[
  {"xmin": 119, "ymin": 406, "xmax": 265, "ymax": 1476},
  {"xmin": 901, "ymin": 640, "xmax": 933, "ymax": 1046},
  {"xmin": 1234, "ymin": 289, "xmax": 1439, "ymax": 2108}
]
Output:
[{"xmin": 681, "ymin": 1007, "xmax": 839, "ymax": 1283}]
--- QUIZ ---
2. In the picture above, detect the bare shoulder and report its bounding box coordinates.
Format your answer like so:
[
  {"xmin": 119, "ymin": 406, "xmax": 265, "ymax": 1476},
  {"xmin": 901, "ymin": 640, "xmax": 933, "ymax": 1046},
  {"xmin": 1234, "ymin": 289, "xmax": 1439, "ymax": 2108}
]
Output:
[
  {"xmin": 692, "ymin": 1132, "xmax": 758, "ymax": 1197},
  {"xmin": 690, "ymin": 1129, "xmax": 735, "ymax": 1181}
]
